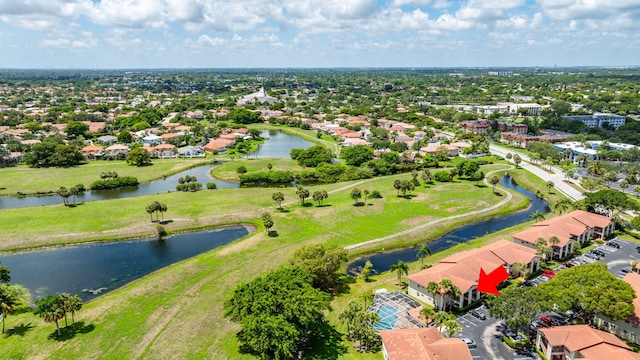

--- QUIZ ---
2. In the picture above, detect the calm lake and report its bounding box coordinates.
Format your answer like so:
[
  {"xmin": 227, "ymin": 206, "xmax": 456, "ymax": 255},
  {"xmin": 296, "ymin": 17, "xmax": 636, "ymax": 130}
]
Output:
[
  {"xmin": 0, "ymin": 226, "xmax": 250, "ymax": 302},
  {"xmin": 0, "ymin": 130, "xmax": 314, "ymax": 209},
  {"xmin": 346, "ymin": 175, "xmax": 550, "ymax": 275}
]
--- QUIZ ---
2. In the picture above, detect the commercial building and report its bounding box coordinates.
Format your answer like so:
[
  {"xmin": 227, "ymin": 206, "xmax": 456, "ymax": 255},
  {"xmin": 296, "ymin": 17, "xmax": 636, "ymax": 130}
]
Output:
[{"xmin": 561, "ymin": 113, "xmax": 626, "ymax": 130}]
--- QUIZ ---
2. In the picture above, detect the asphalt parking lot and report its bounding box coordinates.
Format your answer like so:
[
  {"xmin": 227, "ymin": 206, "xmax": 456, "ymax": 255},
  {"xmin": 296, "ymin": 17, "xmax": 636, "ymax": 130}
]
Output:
[
  {"xmin": 456, "ymin": 305, "xmax": 537, "ymax": 360},
  {"xmin": 454, "ymin": 238, "xmax": 638, "ymax": 360}
]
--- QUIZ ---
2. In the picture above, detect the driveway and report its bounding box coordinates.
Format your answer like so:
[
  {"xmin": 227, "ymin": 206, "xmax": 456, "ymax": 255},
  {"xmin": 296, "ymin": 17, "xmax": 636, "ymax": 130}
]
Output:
[{"xmin": 489, "ymin": 144, "xmax": 585, "ymax": 201}]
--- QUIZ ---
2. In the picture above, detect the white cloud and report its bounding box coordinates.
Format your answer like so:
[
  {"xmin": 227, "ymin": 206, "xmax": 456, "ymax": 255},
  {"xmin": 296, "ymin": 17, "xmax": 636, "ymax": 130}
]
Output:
[{"xmin": 198, "ymin": 34, "xmax": 226, "ymax": 46}]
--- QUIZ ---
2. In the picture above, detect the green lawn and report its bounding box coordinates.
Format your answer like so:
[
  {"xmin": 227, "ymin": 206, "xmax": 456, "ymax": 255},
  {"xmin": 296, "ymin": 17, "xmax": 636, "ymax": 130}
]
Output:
[
  {"xmin": 0, "ymin": 163, "xmax": 535, "ymax": 358},
  {"xmin": 0, "ymin": 158, "xmax": 212, "ymax": 196}
]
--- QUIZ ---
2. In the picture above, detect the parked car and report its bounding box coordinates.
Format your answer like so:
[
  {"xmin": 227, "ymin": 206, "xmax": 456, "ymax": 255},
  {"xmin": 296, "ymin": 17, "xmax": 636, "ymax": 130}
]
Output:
[
  {"xmin": 606, "ymin": 242, "xmax": 621, "ymax": 249},
  {"xmin": 460, "ymin": 337, "xmax": 477, "ymax": 348},
  {"xmin": 470, "ymin": 310, "xmax": 486, "ymax": 320},
  {"xmin": 540, "ymin": 315, "xmax": 560, "ymax": 326},
  {"xmin": 543, "ymin": 269, "xmax": 556, "ymax": 278},
  {"xmin": 563, "ymin": 261, "xmax": 577, "ymax": 268},
  {"xmin": 584, "ymin": 253, "xmax": 600, "ymax": 260},
  {"xmin": 621, "ymin": 267, "xmax": 632, "ymax": 273},
  {"xmin": 592, "ymin": 249, "xmax": 606, "ymax": 257}
]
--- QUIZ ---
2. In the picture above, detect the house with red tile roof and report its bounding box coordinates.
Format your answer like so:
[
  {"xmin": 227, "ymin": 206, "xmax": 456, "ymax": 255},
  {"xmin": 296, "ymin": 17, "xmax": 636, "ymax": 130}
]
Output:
[
  {"xmin": 536, "ymin": 325, "xmax": 640, "ymax": 360},
  {"xmin": 105, "ymin": 144, "xmax": 130, "ymax": 157},
  {"xmin": 150, "ymin": 144, "xmax": 176, "ymax": 159},
  {"xmin": 203, "ymin": 138, "xmax": 234, "ymax": 153},
  {"xmin": 407, "ymin": 240, "xmax": 539, "ymax": 309},
  {"xmin": 594, "ymin": 273, "xmax": 640, "ymax": 345},
  {"xmin": 380, "ymin": 327, "xmax": 472, "ymax": 360},
  {"xmin": 81, "ymin": 145, "xmax": 104, "ymax": 159},
  {"xmin": 512, "ymin": 210, "xmax": 614, "ymax": 259}
]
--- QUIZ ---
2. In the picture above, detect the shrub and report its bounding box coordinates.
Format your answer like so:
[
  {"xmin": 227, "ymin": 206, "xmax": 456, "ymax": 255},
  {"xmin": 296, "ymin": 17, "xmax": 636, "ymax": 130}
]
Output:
[
  {"xmin": 370, "ymin": 190, "xmax": 382, "ymax": 198},
  {"xmin": 434, "ymin": 170, "xmax": 452, "ymax": 182},
  {"xmin": 75, "ymin": 183, "xmax": 86, "ymax": 192},
  {"xmin": 239, "ymin": 171, "xmax": 295, "ymax": 187},
  {"xmin": 206, "ymin": 182, "xmax": 217, "ymax": 189},
  {"xmin": 90, "ymin": 176, "xmax": 139, "ymax": 190},
  {"xmin": 156, "ymin": 225, "xmax": 167, "ymax": 237},
  {"xmin": 236, "ymin": 165, "xmax": 248, "ymax": 174}
]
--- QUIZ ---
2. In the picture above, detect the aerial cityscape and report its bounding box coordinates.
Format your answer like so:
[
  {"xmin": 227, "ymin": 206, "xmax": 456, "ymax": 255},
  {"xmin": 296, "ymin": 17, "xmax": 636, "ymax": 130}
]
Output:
[{"xmin": 1, "ymin": 1, "xmax": 640, "ymax": 360}]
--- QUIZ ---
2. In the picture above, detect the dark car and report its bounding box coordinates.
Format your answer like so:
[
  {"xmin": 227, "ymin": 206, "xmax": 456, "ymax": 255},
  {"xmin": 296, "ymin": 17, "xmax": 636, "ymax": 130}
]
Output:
[
  {"xmin": 592, "ymin": 249, "xmax": 606, "ymax": 257},
  {"xmin": 563, "ymin": 261, "xmax": 576, "ymax": 268},
  {"xmin": 607, "ymin": 242, "xmax": 621, "ymax": 249},
  {"xmin": 584, "ymin": 253, "xmax": 600, "ymax": 260},
  {"xmin": 470, "ymin": 310, "xmax": 486, "ymax": 320}
]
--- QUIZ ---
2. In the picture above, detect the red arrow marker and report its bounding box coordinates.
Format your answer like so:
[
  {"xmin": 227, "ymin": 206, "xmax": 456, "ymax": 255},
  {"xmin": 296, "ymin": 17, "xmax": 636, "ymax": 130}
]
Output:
[{"xmin": 477, "ymin": 266, "xmax": 509, "ymax": 295}]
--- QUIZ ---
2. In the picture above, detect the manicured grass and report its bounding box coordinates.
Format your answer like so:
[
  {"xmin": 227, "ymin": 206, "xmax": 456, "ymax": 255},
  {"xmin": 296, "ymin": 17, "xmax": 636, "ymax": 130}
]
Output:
[
  {"xmin": 0, "ymin": 158, "xmax": 212, "ymax": 196},
  {"xmin": 0, "ymin": 158, "xmax": 545, "ymax": 358},
  {"xmin": 210, "ymin": 158, "xmax": 304, "ymax": 182},
  {"xmin": 0, "ymin": 164, "xmax": 531, "ymax": 358}
]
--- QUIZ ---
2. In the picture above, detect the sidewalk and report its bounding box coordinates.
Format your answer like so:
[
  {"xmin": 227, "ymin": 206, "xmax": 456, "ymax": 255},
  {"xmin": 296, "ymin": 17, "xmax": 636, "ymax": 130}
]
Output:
[{"xmin": 489, "ymin": 144, "xmax": 585, "ymax": 202}]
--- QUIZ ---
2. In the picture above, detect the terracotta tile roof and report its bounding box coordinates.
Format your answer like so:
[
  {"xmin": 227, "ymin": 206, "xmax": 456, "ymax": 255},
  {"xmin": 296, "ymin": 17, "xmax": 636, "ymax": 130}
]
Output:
[
  {"xmin": 380, "ymin": 328, "xmax": 472, "ymax": 360},
  {"xmin": 408, "ymin": 240, "xmax": 537, "ymax": 293},
  {"xmin": 514, "ymin": 210, "xmax": 612, "ymax": 247},
  {"xmin": 539, "ymin": 325, "xmax": 636, "ymax": 358}
]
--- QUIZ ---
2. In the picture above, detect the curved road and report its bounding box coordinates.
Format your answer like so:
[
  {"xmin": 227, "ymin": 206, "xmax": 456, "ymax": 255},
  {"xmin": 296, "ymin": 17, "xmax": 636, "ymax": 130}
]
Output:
[{"xmin": 489, "ymin": 144, "xmax": 585, "ymax": 201}]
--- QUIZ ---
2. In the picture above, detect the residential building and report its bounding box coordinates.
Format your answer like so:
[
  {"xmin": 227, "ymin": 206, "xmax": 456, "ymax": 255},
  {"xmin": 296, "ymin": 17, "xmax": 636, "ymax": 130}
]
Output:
[
  {"xmin": 594, "ymin": 273, "xmax": 640, "ymax": 345},
  {"xmin": 105, "ymin": 144, "xmax": 130, "ymax": 157},
  {"xmin": 536, "ymin": 325, "xmax": 640, "ymax": 360},
  {"xmin": 561, "ymin": 113, "xmax": 626, "ymax": 130},
  {"xmin": 203, "ymin": 138, "xmax": 234, "ymax": 153},
  {"xmin": 142, "ymin": 134, "xmax": 163, "ymax": 146},
  {"xmin": 512, "ymin": 210, "xmax": 614, "ymax": 259},
  {"xmin": 497, "ymin": 122, "xmax": 528, "ymax": 134},
  {"xmin": 178, "ymin": 146, "xmax": 204, "ymax": 158},
  {"xmin": 150, "ymin": 144, "xmax": 176, "ymax": 159},
  {"xmin": 96, "ymin": 135, "xmax": 118, "ymax": 145},
  {"xmin": 81, "ymin": 145, "xmax": 104, "ymax": 159},
  {"xmin": 380, "ymin": 328, "xmax": 472, "ymax": 360},
  {"xmin": 407, "ymin": 240, "xmax": 539, "ymax": 309},
  {"xmin": 458, "ymin": 120, "xmax": 493, "ymax": 134}
]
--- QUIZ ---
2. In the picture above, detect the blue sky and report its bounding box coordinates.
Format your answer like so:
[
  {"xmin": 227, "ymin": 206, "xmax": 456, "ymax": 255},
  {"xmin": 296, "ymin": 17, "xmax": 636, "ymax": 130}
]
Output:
[{"xmin": 0, "ymin": 0, "xmax": 639, "ymax": 68}]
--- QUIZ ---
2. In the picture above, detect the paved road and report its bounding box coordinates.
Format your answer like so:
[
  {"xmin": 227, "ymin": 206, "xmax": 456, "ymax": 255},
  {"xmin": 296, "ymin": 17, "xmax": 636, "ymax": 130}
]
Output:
[{"xmin": 489, "ymin": 144, "xmax": 586, "ymax": 202}]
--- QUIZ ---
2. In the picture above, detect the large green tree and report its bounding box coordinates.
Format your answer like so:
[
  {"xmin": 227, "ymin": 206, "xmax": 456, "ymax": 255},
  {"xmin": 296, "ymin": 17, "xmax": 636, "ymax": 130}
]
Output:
[
  {"xmin": 224, "ymin": 267, "xmax": 331, "ymax": 360},
  {"xmin": 341, "ymin": 145, "xmax": 374, "ymax": 167},
  {"xmin": 24, "ymin": 141, "xmax": 85, "ymax": 168},
  {"xmin": 487, "ymin": 286, "xmax": 552, "ymax": 335},
  {"xmin": 540, "ymin": 263, "xmax": 636, "ymax": 323},
  {"xmin": 290, "ymin": 244, "xmax": 347, "ymax": 294},
  {"xmin": 296, "ymin": 145, "xmax": 333, "ymax": 167},
  {"xmin": 126, "ymin": 147, "xmax": 152, "ymax": 166}
]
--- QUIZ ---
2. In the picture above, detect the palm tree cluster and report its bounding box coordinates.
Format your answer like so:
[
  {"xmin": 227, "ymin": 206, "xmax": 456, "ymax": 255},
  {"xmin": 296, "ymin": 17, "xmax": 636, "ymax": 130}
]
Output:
[
  {"xmin": 392, "ymin": 179, "xmax": 415, "ymax": 197},
  {"xmin": 34, "ymin": 293, "xmax": 83, "ymax": 336},
  {"xmin": 338, "ymin": 300, "xmax": 381, "ymax": 352},
  {"xmin": 57, "ymin": 186, "xmax": 80, "ymax": 206},
  {"xmin": 146, "ymin": 201, "xmax": 168, "ymax": 222},
  {"xmin": 312, "ymin": 190, "xmax": 329, "ymax": 206},
  {"xmin": 296, "ymin": 186, "xmax": 310, "ymax": 205},
  {"xmin": 426, "ymin": 279, "xmax": 462, "ymax": 311}
]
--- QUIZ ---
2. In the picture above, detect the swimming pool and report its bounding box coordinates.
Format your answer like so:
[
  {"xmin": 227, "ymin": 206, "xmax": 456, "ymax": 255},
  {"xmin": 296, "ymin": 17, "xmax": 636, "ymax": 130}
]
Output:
[{"xmin": 374, "ymin": 304, "xmax": 398, "ymax": 330}]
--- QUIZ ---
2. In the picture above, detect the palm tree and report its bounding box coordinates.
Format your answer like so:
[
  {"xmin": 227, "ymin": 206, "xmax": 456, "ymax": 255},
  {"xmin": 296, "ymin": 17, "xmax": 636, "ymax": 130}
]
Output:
[
  {"xmin": 57, "ymin": 186, "xmax": 70, "ymax": 206},
  {"xmin": 363, "ymin": 190, "xmax": 370, "ymax": 205},
  {"xmin": 65, "ymin": 294, "xmax": 83, "ymax": 330},
  {"xmin": 505, "ymin": 153, "xmax": 512, "ymax": 164},
  {"xmin": 510, "ymin": 262, "xmax": 528, "ymax": 279},
  {"xmin": 351, "ymin": 188, "xmax": 362, "ymax": 205},
  {"xmin": 434, "ymin": 311, "xmax": 451, "ymax": 329},
  {"xmin": 554, "ymin": 198, "xmax": 572, "ymax": 214},
  {"xmin": 529, "ymin": 210, "xmax": 545, "ymax": 222},
  {"xmin": 489, "ymin": 175, "xmax": 500, "ymax": 193},
  {"xmin": 439, "ymin": 279, "xmax": 461, "ymax": 311},
  {"xmin": 415, "ymin": 243, "xmax": 431, "ymax": 269},
  {"xmin": 393, "ymin": 179, "xmax": 402, "ymax": 196},
  {"xmin": 296, "ymin": 186, "xmax": 309, "ymax": 206},
  {"xmin": 389, "ymin": 260, "xmax": 409, "ymax": 286},
  {"xmin": 576, "ymin": 154, "xmax": 587, "ymax": 167},
  {"xmin": 272, "ymin": 192, "xmax": 285, "ymax": 210},
  {"xmin": 442, "ymin": 319, "xmax": 462, "ymax": 337},
  {"xmin": 546, "ymin": 181, "xmax": 554, "ymax": 193},
  {"xmin": 34, "ymin": 294, "xmax": 66, "ymax": 337},
  {"xmin": 549, "ymin": 236, "xmax": 560, "ymax": 258},
  {"xmin": 423, "ymin": 169, "xmax": 432, "ymax": 184},
  {"xmin": 69, "ymin": 186, "xmax": 79, "ymax": 205},
  {"xmin": 419, "ymin": 307, "xmax": 437, "ymax": 325},
  {"xmin": 587, "ymin": 160, "xmax": 605, "ymax": 177},
  {"xmin": 146, "ymin": 204, "xmax": 155, "ymax": 222},
  {"xmin": 426, "ymin": 281, "xmax": 442, "ymax": 310},
  {"xmin": 513, "ymin": 154, "xmax": 522, "ymax": 167},
  {"xmin": 0, "ymin": 284, "xmax": 25, "ymax": 334},
  {"xmin": 158, "ymin": 203, "xmax": 168, "ymax": 221}
]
